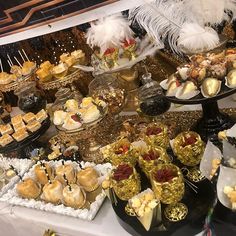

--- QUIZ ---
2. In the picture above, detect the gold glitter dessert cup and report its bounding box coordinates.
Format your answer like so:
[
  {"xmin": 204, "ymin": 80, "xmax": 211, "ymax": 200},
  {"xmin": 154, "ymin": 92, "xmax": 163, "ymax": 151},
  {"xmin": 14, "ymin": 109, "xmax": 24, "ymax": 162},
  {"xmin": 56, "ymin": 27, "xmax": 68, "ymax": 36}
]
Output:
[
  {"xmin": 111, "ymin": 169, "xmax": 141, "ymax": 201},
  {"xmin": 138, "ymin": 147, "xmax": 171, "ymax": 178},
  {"xmin": 150, "ymin": 164, "xmax": 185, "ymax": 205},
  {"xmin": 143, "ymin": 123, "xmax": 169, "ymax": 149},
  {"xmin": 173, "ymin": 131, "xmax": 205, "ymax": 167},
  {"xmin": 109, "ymin": 139, "xmax": 138, "ymax": 166}
]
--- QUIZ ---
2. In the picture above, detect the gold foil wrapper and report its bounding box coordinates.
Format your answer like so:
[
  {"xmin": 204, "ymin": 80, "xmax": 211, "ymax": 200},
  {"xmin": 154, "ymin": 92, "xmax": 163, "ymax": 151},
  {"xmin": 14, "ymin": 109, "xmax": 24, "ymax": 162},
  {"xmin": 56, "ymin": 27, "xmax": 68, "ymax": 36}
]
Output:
[
  {"xmin": 138, "ymin": 147, "xmax": 171, "ymax": 177},
  {"xmin": 143, "ymin": 123, "xmax": 169, "ymax": 149},
  {"xmin": 109, "ymin": 139, "xmax": 138, "ymax": 166},
  {"xmin": 173, "ymin": 131, "xmax": 205, "ymax": 166},
  {"xmin": 150, "ymin": 164, "xmax": 185, "ymax": 205},
  {"xmin": 111, "ymin": 170, "xmax": 141, "ymax": 201}
]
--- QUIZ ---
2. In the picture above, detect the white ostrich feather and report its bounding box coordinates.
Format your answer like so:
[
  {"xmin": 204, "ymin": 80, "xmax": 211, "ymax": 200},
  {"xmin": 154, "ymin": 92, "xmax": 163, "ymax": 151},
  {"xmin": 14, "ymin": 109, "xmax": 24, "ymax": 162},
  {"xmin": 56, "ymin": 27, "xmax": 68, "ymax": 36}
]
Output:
[
  {"xmin": 178, "ymin": 23, "xmax": 220, "ymax": 53},
  {"xmin": 129, "ymin": 0, "xmax": 185, "ymax": 54},
  {"xmin": 86, "ymin": 13, "xmax": 133, "ymax": 54}
]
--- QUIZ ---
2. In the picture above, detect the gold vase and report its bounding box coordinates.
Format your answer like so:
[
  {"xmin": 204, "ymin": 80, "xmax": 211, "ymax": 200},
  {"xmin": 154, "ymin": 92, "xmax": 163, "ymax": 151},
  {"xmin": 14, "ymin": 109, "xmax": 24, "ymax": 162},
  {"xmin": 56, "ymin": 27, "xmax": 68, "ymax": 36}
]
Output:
[
  {"xmin": 112, "ymin": 169, "xmax": 141, "ymax": 201},
  {"xmin": 138, "ymin": 147, "xmax": 170, "ymax": 177},
  {"xmin": 143, "ymin": 123, "xmax": 169, "ymax": 149},
  {"xmin": 173, "ymin": 131, "xmax": 205, "ymax": 166},
  {"xmin": 150, "ymin": 164, "xmax": 185, "ymax": 205}
]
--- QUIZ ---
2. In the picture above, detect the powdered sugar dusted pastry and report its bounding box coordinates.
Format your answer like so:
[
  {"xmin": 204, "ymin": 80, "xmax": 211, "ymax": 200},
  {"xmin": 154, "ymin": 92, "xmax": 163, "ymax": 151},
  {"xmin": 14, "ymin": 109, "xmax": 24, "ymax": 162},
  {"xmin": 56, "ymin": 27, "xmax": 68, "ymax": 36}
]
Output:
[
  {"xmin": 23, "ymin": 112, "xmax": 36, "ymax": 124},
  {"xmin": 12, "ymin": 128, "xmax": 29, "ymax": 142},
  {"xmin": 36, "ymin": 109, "xmax": 48, "ymax": 123},
  {"xmin": 0, "ymin": 124, "xmax": 13, "ymax": 135},
  {"xmin": 26, "ymin": 120, "xmax": 41, "ymax": 132},
  {"xmin": 11, "ymin": 115, "xmax": 25, "ymax": 131}
]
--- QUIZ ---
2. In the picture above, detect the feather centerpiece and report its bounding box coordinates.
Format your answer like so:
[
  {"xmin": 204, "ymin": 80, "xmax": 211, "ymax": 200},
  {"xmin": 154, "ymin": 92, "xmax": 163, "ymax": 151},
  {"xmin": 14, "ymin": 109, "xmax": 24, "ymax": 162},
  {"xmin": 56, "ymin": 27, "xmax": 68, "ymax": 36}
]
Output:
[{"xmin": 86, "ymin": 13, "xmax": 133, "ymax": 54}]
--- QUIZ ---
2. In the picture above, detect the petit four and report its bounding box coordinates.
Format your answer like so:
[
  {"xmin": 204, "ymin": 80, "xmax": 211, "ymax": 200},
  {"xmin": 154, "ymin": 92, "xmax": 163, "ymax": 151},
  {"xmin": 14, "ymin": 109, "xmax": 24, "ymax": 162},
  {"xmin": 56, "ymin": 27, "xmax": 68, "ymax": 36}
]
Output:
[
  {"xmin": 55, "ymin": 164, "xmax": 76, "ymax": 184},
  {"xmin": 0, "ymin": 134, "xmax": 13, "ymax": 146},
  {"xmin": 11, "ymin": 115, "xmax": 25, "ymax": 131},
  {"xmin": 42, "ymin": 180, "xmax": 63, "ymax": 204},
  {"xmin": 23, "ymin": 112, "xmax": 36, "ymax": 124},
  {"xmin": 12, "ymin": 128, "xmax": 29, "ymax": 142},
  {"xmin": 0, "ymin": 124, "xmax": 13, "ymax": 135},
  {"xmin": 62, "ymin": 114, "xmax": 82, "ymax": 130},
  {"xmin": 17, "ymin": 178, "xmax": 41, "ymax": 199},
  {"xmin": 26, "ymin": 120, "xmax": 41, "ymax": 132},
  {"xmin": 36, "ymin": 109, "xmax": 48, "ymax": 123},
  {"xmin": 34, "ymin": 163, "xmax": 54, "ymax": 185}
]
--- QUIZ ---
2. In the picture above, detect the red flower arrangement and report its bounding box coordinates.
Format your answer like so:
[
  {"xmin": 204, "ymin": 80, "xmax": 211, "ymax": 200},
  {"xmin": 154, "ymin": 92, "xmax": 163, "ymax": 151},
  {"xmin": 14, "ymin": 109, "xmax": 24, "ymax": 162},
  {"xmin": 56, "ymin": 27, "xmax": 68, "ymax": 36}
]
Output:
[{"xmin": 113, "ymin": 164, "xmax": 133, "ymax": 181}]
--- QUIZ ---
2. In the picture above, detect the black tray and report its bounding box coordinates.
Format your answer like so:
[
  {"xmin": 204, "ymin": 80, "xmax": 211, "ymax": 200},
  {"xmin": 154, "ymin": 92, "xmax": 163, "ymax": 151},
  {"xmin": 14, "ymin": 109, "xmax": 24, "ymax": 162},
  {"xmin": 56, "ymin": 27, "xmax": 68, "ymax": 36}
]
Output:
[
  {"xmin": 0, "ymin": 116, "xmax": 51, "ymax": 154},
  {"xmin": 112, "ymin": 164, "xmax": 215, "ymax": 236}
]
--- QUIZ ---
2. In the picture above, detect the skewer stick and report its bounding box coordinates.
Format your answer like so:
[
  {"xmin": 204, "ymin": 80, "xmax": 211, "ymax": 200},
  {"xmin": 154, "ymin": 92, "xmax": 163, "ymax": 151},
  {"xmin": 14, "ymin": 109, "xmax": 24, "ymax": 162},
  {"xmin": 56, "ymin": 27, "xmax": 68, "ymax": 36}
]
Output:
[
  {"xmin": 7, "ymin": 60, "xmax": 12, "ymax": 67},
  {"xmin": 0, "ymin": 59, "xmax": 3, "ymax": 72},
  {"xmin": 7, "ymin": 54, "xmax": 13, "ymax": 66},
  {"xmin": 18, "ymin": 50, "xmax": 25, "ymax": 62},
  {"xmin": 22, "ymin": 49, "xmax": 29, "ymax": 61},
  {"xmin": 14, "ymin": 57, "xmax": 22, "ymax": 68}
]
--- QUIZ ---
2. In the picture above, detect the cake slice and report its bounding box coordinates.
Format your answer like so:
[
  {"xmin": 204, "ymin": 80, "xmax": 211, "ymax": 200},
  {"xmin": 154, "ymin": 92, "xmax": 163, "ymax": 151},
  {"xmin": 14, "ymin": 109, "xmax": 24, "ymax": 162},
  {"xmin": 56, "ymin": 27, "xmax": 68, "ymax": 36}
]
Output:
[
  {"xmin": 23, "ymin": 112, "xmax": 36, "ymax": 124},
  {"xmin": 36, "ymin": 109, "xmax": 48, "ymax": 123},
  {"xmin": 0, "ymin": 124, "xmax": 13, "ymax": 135},
  {"xmin": 12, "ymin": 128, "xmax": 29, "ymax": 142},
  {"xmin": 26, "ymin": 120, "xmax": 41, "ymax": 132},
  {"xmin": 0, "ymin": 134, "xmax": 13, "ymax": 146}
]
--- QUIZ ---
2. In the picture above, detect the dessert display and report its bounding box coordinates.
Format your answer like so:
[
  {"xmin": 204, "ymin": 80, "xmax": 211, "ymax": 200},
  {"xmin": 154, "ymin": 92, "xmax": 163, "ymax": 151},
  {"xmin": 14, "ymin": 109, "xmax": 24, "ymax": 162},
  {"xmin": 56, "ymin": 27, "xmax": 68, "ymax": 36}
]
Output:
[
  {"xmin": 160, "ymin": 49, "xmax": 236, "ymax": 100},
  {"xmin": 173, "ymin": 131, "xmax": 205, "ymax": 166},
  {"xmin": 143, "ymin": 122, "xmax": 169, "ymax": 149},
  {"xmin": 0, "ymin": 109, "xmax": 48, "ymax": 148},
  {"xmin": 111, "ymin": 164, "xmax": 141, "ymax": 201},
  {"xmin": 52, "ymin": 97, "xmax": 107, "ymax": 131},
  {"xmin": 2, "ymin": 160, "xmax": 111, "ymax": 221}
]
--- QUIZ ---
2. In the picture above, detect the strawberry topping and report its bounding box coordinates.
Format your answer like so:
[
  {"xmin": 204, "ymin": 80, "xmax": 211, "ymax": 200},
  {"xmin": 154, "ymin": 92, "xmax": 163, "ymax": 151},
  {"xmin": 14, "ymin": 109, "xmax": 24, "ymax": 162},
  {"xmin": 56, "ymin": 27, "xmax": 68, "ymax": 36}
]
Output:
[{"xmin": 113, "ymin": 164, "xmax": 133, "ymax": 181}]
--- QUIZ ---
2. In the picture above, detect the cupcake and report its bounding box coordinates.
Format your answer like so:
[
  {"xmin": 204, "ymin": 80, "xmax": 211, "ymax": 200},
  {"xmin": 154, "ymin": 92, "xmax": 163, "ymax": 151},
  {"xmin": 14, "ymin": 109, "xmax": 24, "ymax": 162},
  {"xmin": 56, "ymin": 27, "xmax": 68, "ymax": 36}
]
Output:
[
  {"xmin": 62, "ymin": 184, "xmax": 86, "ymax": 209},
  {"xmin": 173, "ymin": 131, "xmax": 205, "ymax": 166}
]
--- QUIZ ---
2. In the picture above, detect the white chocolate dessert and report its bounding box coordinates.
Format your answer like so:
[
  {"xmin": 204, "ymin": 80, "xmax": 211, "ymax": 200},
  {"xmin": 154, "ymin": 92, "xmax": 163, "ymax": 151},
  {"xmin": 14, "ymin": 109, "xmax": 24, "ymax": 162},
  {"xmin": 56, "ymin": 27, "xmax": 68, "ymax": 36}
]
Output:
[
  {"xmin": 62, "ymin": 184, "xmax": 85, "ymax": 208},
  {"xmin": 82, "ymin": 105, "xmax": 100, "ymax": 123},
  {"xmin": 17, "ymin": 178, "xmax": 41, "ymax": 199},
  {"xmin": 81, "ymin": 97, "xmax": 94, "ymax": 109},
  {"xmin": 65, "ymin": 99, "xmax": 79, "ymax": 112},
  {"xmin": 62, "ymin": 114, "xmax": 82, "ymax": 130},
  {"xmin": 42, "ymin": 180, "xmax": 63, "ymax": 204},
  {"xmin": 77, "ymin": 167, "xmax": 99, "ymax": 192},
  {"xmin": 34, "ymin": 163, "xmax": 54, "ymax": 185},
  {"xmin": 55, "ymin": 164, "xmax": 76, "ymax": 184},
  {"xmin": 53, "ymin": 110, "xmax": 67, "ymax": 126}
]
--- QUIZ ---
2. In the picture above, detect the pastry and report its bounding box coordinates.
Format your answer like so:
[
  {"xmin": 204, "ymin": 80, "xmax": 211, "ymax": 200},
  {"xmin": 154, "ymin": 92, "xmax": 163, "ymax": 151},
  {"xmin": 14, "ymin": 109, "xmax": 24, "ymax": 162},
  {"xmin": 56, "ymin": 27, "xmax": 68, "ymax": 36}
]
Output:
[
  {"xmin": 11, "ymin": 115, "xmax": 25, "ymax": 131},
  {"xmin": 65, "ymin": 99, "xmax": 79, "ymax": 112},
  {"xmin": 60, "ymin": 53, "xmax": 70, "ymax": 62},
  {"xmin": 81, "ymin": 97, "xmax": 94, "ymax": 109},
  {"xmin": 34, "ymin": 163, "xmax": 54, "ymax": 185},
  {"xmin": 62, "ymin": 184, "xmax": 85, "ymax": 209},
  {"xmin": 42, "ymin": 179, "xmax": 63, "ymax": 204},
  {"xmin": 40, "ymin": 61, "xmax": 53, "ymax": 70},
  {"xmin": 36, "ymin": 68, "xmax": 52, "ymax": 82},
  {"xmin": 36, "ymin": 109, "xmax": 48, "ymax": 123},
  {"xmin": 77, "ymin": 167, "xmax": 99, "ymax": 192},
  {"xmin": 51, "ymin": 63, "xmax": 68, "ymax": 79},
  {"xmin": 0, "ymin": 124, "xmax": 13, "ymax": 135},
  {"xmin": 71, "ymin": 50, "xmax": 85, "ymax": 60},
  {"xmin": 12, "ymin": 128, "xmax": 29, "ymax": 142},
  {"xmin": 22, "ymin": 61, "xmax": 36, "ymax": 76},
  {"xmin": 5, "ymin": 169, "xmax": 16, "ymax": 180},
  {"xmin": 82, "ymin": 105, "xmax": 100, "ymax": 123},
  {"xmin": 23, "ymin": 112, "xmax": 36, "ymax": 124},
  {"xmin": 60, "ymin": 54, "xmax": 76, "ymax": 67},
  {"xmin": 26, "ymin": 120, "xmax": 41, "ymax": 132},
  {"xmin": 62, "ymin": 114, "xmax": 82, "ymax": 130},
  {"xmin": 224, "ymin": 186, "xmax": 236, "ymax": 209},
  {"xmin": 0, "ymin": 134, "xmax": 13, "ymax": 146},
  {"xmin": 10, "ymin": 65, "xmax": 22, "ymax": 78},
  {"xmin": 17, "ymin": 178, "xmax": 41, "ymax": 199},
  {"xmin": 53, "ymin": 110, "xmax": 67, "ymax": 126},
  {"xmin": 201, "ymin": 78, "xmax": 221, "ymax": 98},
  {"xmin": 0, "ymin": 72, "xmax": 13, "ymax": 85},
  {"xmin": 55, "ymin": 164, "xmax": 76, "ymax": 184}
]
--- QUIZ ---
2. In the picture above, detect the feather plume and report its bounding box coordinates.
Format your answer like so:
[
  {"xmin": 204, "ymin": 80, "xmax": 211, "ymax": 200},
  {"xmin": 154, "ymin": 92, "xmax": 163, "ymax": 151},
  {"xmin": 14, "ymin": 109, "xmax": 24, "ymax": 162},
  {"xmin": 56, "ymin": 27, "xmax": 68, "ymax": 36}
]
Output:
[
  {"xmin": 178, "ymin": 23, "xmax": 220, "ymax": 54},
  {"xmin": 129, "ymin": 0, "xmax": 185, "ymax": 54},
  {"xmin": 86, "ymin": 13, "xmax": 133, "ymax": 54}
]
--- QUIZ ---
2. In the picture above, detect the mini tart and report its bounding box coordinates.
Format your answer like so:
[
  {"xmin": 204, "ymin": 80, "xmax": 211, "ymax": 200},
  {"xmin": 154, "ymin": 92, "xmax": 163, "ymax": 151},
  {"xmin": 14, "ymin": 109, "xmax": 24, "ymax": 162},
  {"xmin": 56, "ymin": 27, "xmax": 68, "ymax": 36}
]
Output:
[
  {"xmin": 77, "ymin": 167, "xmax": 99, "ymax": 192},
  {"xmin": 26, "ymin": 120, "xmax": 41, "ymax": 132},
  {"xmin": 23, "ymin": 112, "xmax": 36, "ymax": 124},
  {"xmin": 42, "ymin": 179, "xmax": 63, "ymax": 204},
  {"xmin": 12, "ymin": 128, "xmax": 29, "ymax": 142},
  {"xmin": 0, "ymin": 124, "xmax": 13, "ymax": 135},
  {"xmin": 17, "ymin": 178, "xmax": 41, "ymax": 199},
  {"xmin": 55, "ymin": 164, "xmax": 76, "ymax": 184},
  {"xmin": 62, "ymin": 184, "xmax": 85, "ymax": 209},
  {"xmin": 34, "ymin": 163, "xmax": 54, "ymax": 185},
  {"xmin": 36, "ymin": 109, "xmax": 48, "ymax": 123},
  {"xmin": 0, "ymin": 134, "xmax": 13, "ymax": 146}
]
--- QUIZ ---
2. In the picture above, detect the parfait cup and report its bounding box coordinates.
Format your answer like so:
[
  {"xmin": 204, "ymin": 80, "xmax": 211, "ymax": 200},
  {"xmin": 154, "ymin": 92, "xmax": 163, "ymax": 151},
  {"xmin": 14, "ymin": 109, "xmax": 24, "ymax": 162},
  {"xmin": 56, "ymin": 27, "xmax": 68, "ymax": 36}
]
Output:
[
  {"xmin": 111, "ymin": 164, "xmax": 141, "ymax": 201},
  {"xmin": 150, "ymin": 163, "xmax": 188, "ymax": 222}
]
